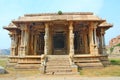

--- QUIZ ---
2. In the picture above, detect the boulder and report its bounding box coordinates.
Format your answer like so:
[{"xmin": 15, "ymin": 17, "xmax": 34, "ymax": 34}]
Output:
[{"xmin": 0, "ymin": 66, "xmax": 5, "ymax": 74}]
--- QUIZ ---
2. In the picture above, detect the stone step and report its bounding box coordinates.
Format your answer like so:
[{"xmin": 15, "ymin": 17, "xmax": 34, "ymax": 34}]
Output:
[
  {"xmin": 46, "ymin": 62, "xmax": 70, "ymax": 66},
  {"xmin": 76, "ymin": 62, "xmax": 103, "ymax": 68},
  {"xmin": 47, "ymin": 60, "xmax": 69, "ymax": 62},
  {"xmin": 47, "ymin": 55, "xmax": 69, "ymax": 60},
  {"xmin": 48, "ymin": 58, "xmax": 69, "ymax": 61},
  {"xmin": 74, "ymin": 58, "xmax": 100, "ymax": 61},
  {"xmin": 73, "ymin": 57, "xmax": 105, "ymax": 68},
  {"xmin": 47, "ymin": 61, "xmax": 70, "ymax": 64},
  {"xmin": 48, "ymin": 59, "xmax": 69, "ymax": 61},
  {"xmin": 45, "ymin": 55, "xmax": 78, "ymax": 75},
  {"xmin": 46, "ymin": 66, "xmax": 72, "ymax": 69},
  {"xmin": 46, "ymin": 69, "xmax": 72, "ymax": 73},
  {"xmin": 74, "ymin": 59, "xmax": 100, "ymax": 63},
  {"xmin": 46, "ymin": 72, "xmax": 77, "ymax": 75}
]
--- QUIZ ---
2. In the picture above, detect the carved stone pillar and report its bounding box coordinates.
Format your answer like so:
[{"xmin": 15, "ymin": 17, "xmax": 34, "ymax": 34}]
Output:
[
  {"xmin": 34, "ymin": 34, "xmax": 38, "ymax": 55},
  {"xmin": 69, "ymin": 22, "xmax": 74, "ymax": 56},
  {"xmin": 19, "ymin": 24, "xmax": 29, "ymax": 56},
  {"xmin": 84, "ymin": 30, "xmax": 88, "ymax": 54},
  {"xmin": 44, "ymin": 23, "xmax": 49, "ymax": 55},
  {"xmin": 9, "ymin": 32, "xmax": 16, "ymax": 56},
  {"xmin": 30, "ymin": 31, "xmax": 34, "ymax": 55},
  {"xmin": 93, "ymin": 24, "xmax": 99, "ymax": 55},
  {"xmin": 89, "ymin": 22, "xmax": 94, "ymax": 55},
  {"xmin": 69, "ymin": 22, "xmax": 75, "ymax": 65},
  {"xmin": 97, "ymin": 33, "xmax": 102, "ymax": 54},
  {"xmin": 89, "ymin": 22, "xmax": 98, "ymax": 55},
  {"xmin": 101, "ymin": 28, "xmax": 106, "ymax": 55},
  {"xmin": 94, "ymin": 27, "xmax": 97, "ymax": 45}
]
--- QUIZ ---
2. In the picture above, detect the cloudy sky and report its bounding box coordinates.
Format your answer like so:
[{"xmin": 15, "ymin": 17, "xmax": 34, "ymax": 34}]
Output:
[{"xmin": 0, "ymin": 0, "xmax": 120, "ymax": 49}]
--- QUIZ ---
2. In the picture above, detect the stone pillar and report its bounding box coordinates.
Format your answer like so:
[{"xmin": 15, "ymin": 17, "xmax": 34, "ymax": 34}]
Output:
[
  {"xmin": 34, "ymin": 34, "xmax": 38, "ymax": 55},
  {"xmin": 84, "ymin": 30, "xmax": 88, "ymax": 54},
  {"xmin": 94, "ymin": 27, "xmax": 97, "ymax": 45},
  {"xmin": 9, "ymin": 32, "xmax": 17, "ymax": 56},
  {"xmin": 69, "ymin": 22, "xmax": 75, "ymax": 65},
  {"xmin": 69, "ymin": 22, "xmax": 74, "ymax": 56},
  {"xmin": 101, "ymin": 28, "xmax": 106, "ymax": 55},
  {"xmin": 98, "ymin": 32, "xmax": 102, "ymax": 54},
  {"xmin": 89, "ymin": 22, "xmax": 98, "ymax": 55},
  {"xmin": 44, "ymin": 23, "xmax": 49, "ymax": 55},
  {"xmin": 93, "ymin": 23, "xmax": 99, "ymax": 55},
  {"xmin": 89, "ymin": 22, "xmax": 94, "ymax": 55},
  {"xmin": 30, "ymin": 31, "xmax": 34, "ymax": 55},
  {"xmin": 19, "ymin": 24, "xmax": 29, "ymax": 56},
  {"xmin": 40, "ymin": 23, "xmax": 49, "ymax": 74}
]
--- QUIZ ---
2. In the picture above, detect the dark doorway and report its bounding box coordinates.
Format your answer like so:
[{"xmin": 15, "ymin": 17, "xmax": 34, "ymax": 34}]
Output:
[
  {"xmin": 53, "ymin": 33, "xmax": 65, "ymax": 49},
  {"xmin": 53, "ymin": 32, "xmax": 66, "ymax": 55},
  {"xmin": 36, "ymin": 32, "xmax": 44, "ymax": 55}
]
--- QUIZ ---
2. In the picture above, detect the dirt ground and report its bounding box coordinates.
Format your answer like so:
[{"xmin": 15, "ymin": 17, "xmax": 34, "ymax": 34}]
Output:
[
  {"xmin": 0, "ymin": 75, "xmax": 120, "ymax": 80},
  {"xmin": 0, "ymin": 56, "xmax": 120, "ymax": 80},
  {"xmin": 0, "ymin": 68, "xmax": 120, "ymax": 80}
]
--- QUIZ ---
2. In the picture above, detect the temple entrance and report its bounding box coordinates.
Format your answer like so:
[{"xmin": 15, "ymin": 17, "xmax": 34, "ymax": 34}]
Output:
[{"xmin": 52, "ymin": 32, "xmax": 66, "ymax": 55}]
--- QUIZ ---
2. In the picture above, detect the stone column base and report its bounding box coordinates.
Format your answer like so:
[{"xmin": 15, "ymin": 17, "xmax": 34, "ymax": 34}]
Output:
[
  {"xmin": 39, "ymin": 66, "xmax": 45, "ymax": 74},
  {"xmin": 71, "ymin": 64, "xmax": 79, "ymax": 74}
]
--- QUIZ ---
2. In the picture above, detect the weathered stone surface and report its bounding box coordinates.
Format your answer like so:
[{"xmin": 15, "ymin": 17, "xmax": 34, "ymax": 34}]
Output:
[
  {"xmin": 107, "ymin": 35, "xmax": 120, "ymax": 55},
  {"xmin": 111, "ymin": 46, "xmax": 120, "ymax": 54},
  {"xmin": 0, "ymin": 66, "xmax": 5, "ymax": 74},
  {"xmin": 109, "ymin": 35, "xmax": 120, "ymax": 47}
]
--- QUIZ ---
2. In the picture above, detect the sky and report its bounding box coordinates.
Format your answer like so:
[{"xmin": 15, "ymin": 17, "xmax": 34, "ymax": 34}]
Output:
[{"xmin": 0, "ymin": 0, "xmax": 120, "ymax": 49}]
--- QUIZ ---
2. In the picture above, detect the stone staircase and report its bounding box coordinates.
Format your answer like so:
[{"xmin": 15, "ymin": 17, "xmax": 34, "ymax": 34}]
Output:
[{"xmin": 45, "ymin": 55, "xmax": 78, "ymax": 75}]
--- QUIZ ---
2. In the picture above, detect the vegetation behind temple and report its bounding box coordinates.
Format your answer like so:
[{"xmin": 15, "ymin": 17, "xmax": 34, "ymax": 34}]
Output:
[{"xmin": 110, "ymin": 43, "xmax": 120, "ymax": 53}]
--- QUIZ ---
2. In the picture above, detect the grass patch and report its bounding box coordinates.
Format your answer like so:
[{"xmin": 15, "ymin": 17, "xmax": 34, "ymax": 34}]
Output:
[
  {"xmin": 110, "ymin": 59, "xmax": 120, "ymax": 65},
  {"xmin": 0, "ymin": 58, "xmax": 7, "ymax": 67},
  {"xmin": 0, "ymin": 58, "xmax": 40, "ymax": 78},
  {"xmin": 80, "ymin": 66, "xmax": 120, "ymax": 76}
]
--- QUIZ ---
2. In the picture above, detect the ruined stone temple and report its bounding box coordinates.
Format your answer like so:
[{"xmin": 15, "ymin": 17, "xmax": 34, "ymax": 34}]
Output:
[{"xmin": 4, "ymin": 12, "xmax": 112, "ymax": 74}]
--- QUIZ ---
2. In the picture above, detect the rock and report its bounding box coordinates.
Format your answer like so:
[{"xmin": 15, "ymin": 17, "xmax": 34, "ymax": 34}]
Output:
[
  {"xmin": 0, "ymin": 66, "xmax": 6, "ymax": 74},
  {"xmin": 107, "ymin": 35, "xmax": 120, "ymax": 55},
  {"xmin": 109, "ymin": 35, "xmax": 120, "ymax": 47},
  {"xmin": 111, "ymin": 46, "xmax": 120, "ymax": 54}
]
